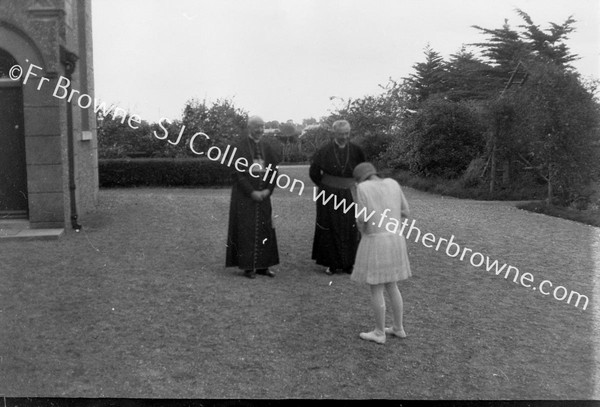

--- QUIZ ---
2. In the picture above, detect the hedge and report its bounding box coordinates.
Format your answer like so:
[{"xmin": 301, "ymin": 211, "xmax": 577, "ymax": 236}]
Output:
[{"xmin": 99, "ymin": 158, "xmax": 235, "ymax": 187}]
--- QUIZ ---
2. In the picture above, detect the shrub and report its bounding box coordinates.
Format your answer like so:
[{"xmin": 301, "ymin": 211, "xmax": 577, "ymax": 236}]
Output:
[
  {"xmin": 283, "ymin": 148, "xmax": 309, "ymax": 163},
  {"xmin": 460, "ymin": 157, "xmax": 486, "ymax": 188},
  {"xmin": 99, "ymin": 158, "xmax": 235, "ymax": 188},
  {"xmin": 299, "ymin": 125, "xmax": 331, "ymax": 159},
  {"xmin": 390, "ymin": 168, "xmax": 546, "ymax": 201},
  {"xmin": 508, "ymin": 62, "xmax": 600, "ymax": 205},
  {"xmin": 353, "ymin": 131, "xmax": 393, "ymax": 161},
  {"xmin": 180, "ymin": 98, "xmax": 248, "ymax": 152},
  {"xmin": 381, "ymin": 97, "xmax": 486, "ymax": 178}
]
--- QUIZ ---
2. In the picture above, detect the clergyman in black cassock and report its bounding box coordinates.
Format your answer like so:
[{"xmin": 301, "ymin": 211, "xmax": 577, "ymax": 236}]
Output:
[
  {"xmin": 225, "ymin": 116, "xmax": 281, "ymax": 279},
  {"xmin": 309, "ymin": 119, "xmax": 366, "ymax": 275}
]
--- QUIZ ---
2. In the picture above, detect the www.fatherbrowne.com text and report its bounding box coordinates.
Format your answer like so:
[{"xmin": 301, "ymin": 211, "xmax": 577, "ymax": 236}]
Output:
[{"xmin": 312, "ymin": 187, "xmax": 589, "ymax": 311}]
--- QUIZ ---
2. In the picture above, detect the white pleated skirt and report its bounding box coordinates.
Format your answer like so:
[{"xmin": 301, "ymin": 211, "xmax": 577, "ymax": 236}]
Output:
[{"xmin": 351, "ymin": 232, "xmax": 412, "ymax": 285}]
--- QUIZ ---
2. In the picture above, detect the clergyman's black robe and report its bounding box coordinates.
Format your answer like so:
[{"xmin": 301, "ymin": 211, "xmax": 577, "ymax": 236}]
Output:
[
  {"xmin": 309, "ymin": 141, "xmax": 365, "ymax": 270},
  {"xmin": 225, "ymin": 136, "xmax": 280, "ymax": 270}
]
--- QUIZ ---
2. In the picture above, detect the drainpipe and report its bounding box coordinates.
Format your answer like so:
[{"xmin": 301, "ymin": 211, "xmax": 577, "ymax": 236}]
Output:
[{"xmin": 60, "ymin": 46, "xmax": 82, "ymax": 231}]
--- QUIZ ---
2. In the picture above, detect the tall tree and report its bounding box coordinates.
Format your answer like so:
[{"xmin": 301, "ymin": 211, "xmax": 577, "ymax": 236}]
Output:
[
  {"xmin": 511, "ymin": 61, "xmax": 599, "ymax": 204},
  {"xmin": 471, "ymin": 16, "xmax": 534, "ymax": 191},
  {"xmin": 515, "ymin": 9, "xmax": 578, "ymax": 68},
  {"xmin": 472, "ymin": 10, "xmax": 584, "ymax": 193},
  {"xmin": 471, "ymin": 19, "xmax": 531, "ymax": 74},
  {"xmin": 180, "ymin": 98, "xmax": 248, "ymax": 152},
  {"xmin": 329, "ymin": 79, "xmax": 410, "ymax": 160},
  {"xmin": 444, "ymin": 47, "xmax": 500, "ymax": 101},
  {"xmin": 406, "ymin": 45, "xmax": 448, "ymax": 106}
]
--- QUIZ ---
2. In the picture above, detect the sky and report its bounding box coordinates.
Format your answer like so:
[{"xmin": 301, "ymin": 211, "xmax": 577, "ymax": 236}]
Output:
[{"xmin": 92, "ymin": 0, "xmax": 600, "ymax": 124}]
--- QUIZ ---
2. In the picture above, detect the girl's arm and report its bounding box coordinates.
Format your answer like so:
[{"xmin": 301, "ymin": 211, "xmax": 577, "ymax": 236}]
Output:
[
  {"xmin": 399, "ymin": 187, "xmax": 410, "ymax": 219},
  {"xmin": 355, "ymin": 185, "xmax": 367, "ymax": 234}
]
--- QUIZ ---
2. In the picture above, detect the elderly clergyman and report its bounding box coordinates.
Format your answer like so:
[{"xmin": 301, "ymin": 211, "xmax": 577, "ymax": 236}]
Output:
[
  {"xmin": 309, "ymin": 119, "xmax": 365, "ymax": 275},
  {"xmin": 225, "ymin": 116, "xmax": 281, "ymax": 279}
]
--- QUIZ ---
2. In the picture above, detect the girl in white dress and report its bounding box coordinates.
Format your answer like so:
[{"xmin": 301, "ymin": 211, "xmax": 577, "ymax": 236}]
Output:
[{"xmin": 351, "ymin": 162, "xmax": 412, "ymax": 344}]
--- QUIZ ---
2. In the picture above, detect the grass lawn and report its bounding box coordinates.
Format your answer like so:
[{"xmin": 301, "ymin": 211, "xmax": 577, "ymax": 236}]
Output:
[
  {"xmin": 1, "ymin": 166, "xmax": 599, "ymax": 399},
  {"xmin": 517, "ymin": 201, "xmax": 600, "ymax": 228},
  {"xmin": 387, "ymin": 168, "xmax": 600, "ymax": 227}
]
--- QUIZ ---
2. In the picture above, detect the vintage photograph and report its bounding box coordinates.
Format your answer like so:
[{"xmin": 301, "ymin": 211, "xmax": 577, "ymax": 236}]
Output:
[{"xmin": 1, "ymin": 0, "xmax": 599, "ymax": 401}]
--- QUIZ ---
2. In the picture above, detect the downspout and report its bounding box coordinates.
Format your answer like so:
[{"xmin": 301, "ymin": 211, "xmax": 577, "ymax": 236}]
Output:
[{"xmin": 60, "ymin": 46, "xmax": 82, "ymax": 231}]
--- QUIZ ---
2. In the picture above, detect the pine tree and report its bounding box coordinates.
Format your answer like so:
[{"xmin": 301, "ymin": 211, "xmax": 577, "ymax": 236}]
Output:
[
  {"xmin": 406, "ymin": 45, "xmax": 447, "ymax": 106},
  {"xmin": 444, "ymin": 47, "xmax": 500, "ymax": 101},
  {"xmin": 470, "ymin": 20, "xmax": 531, "ymax": 191},
  {"xmin": 471, "ymin": 19, "xmax": 531, "ymax": 74},
  {"xmin": 515, "ymin": 9, "xmax": 579, "ymax": 68},
  {"xmin": 471, "ymin": 10, "xmax": 593, "ymax": 198}
]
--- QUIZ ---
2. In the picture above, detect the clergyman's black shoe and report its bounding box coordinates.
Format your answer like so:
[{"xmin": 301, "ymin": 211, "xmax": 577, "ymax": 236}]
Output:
[
  {"xmin": 256, "ymin": 268, "xmax": 275, "ymax": 278},
  {"xmin": 244, "ymin": 270, "xmax": 256, "ymax": 279}
]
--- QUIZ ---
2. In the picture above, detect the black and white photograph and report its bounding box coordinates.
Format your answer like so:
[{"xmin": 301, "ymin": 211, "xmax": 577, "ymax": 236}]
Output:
[{"xmin": 1, "ymin": 0, "xmax": 599, "ymax": 402}]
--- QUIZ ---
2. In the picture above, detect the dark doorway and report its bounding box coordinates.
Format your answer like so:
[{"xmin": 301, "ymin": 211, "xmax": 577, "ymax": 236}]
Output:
[{"xmin": 0, "ymin": 48, "xmax": 28, "ymax": 218}]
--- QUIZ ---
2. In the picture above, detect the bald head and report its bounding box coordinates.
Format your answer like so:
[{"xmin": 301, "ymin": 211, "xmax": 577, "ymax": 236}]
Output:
[
  {"xmin": 248, "ymin": 115, "xmax": 265, "ymax": 141},
  {"xmin": 248, "ymin": 116, "xmax": 265, "ymax": 127},
  {"xmin": 332, "ymin": 120, "xmax": 351, "ymax": 133},
  {"xmin": 331, "ymin": 119, "xmax": 351, "ymax": 147}
]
